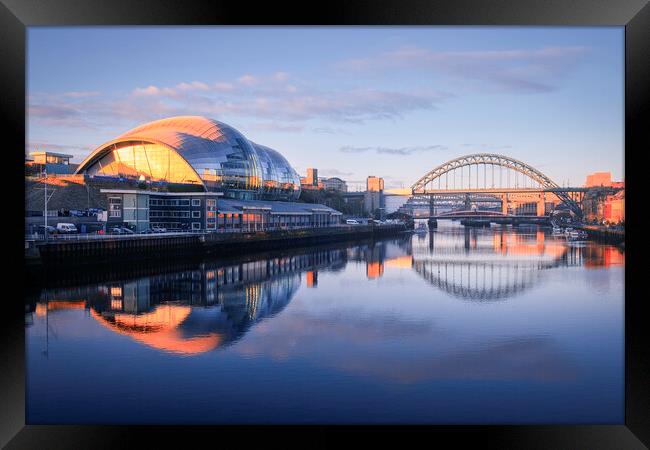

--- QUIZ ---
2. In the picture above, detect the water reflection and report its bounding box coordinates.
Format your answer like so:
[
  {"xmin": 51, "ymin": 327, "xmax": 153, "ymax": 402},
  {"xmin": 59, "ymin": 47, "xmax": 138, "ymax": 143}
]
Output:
[
  {"xmin": 30, "ymin": 249, "xmax": 346, "ymax": 355},
  {"xmin": 374, "ymin": 227, "xmax": 622, "ymax": 301},
  {"xmin": 412, "ymin": 228, "xmax": 570, "ymax": 301},
  {"xmin": 27, "ymin": 226, "xmax": 624, "ymax": 354},
  {"xmin": 26, "ymin": 225, "xmax": 624, "ymax": 423}
]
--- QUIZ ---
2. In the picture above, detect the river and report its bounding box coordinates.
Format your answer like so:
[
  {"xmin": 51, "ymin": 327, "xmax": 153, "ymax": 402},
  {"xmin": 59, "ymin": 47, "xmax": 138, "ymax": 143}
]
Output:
[{"xmin": 25, "ymin": 220, "xmax": 624, "ymax": 424}]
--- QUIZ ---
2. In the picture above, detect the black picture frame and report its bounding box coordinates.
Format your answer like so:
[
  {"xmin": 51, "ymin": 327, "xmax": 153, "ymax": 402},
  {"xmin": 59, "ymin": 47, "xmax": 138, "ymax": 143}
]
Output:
[{"xmin": 4, "ymin": 0, "xmax": 648, "ymax": 447}]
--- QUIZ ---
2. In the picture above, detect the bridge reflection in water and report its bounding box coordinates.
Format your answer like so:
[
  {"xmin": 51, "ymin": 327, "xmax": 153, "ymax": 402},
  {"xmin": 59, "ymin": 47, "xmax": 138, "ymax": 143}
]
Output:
[
  {"xmin": 29, "ymin": 226, "xmax": 623, "ymax": 354},
  {"xmin": 359, "ymin": 225, "xmax": 623, "ymax": 302},
  {"xmin": 412, "ymin": 228, "xmax": 572, "ymax": 301}
]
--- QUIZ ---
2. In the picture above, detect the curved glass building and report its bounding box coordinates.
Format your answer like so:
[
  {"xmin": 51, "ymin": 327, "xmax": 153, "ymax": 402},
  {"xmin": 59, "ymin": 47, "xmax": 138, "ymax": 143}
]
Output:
[{"xmin": 75, "ymin": 116, "xmax": 301, "ymax": 200}]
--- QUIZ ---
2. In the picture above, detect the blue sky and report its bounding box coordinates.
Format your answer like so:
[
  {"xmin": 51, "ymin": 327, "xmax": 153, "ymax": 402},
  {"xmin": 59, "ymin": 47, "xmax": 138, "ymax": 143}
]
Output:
[{"xmin": 27, "ymin": 27, "xmax": 624, "ymax": 190}]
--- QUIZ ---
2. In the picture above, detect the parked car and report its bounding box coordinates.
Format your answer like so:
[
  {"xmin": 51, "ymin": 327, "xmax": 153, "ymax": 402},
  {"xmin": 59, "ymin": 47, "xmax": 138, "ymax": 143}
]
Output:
[
  {"xmin": 37, "ymin": 225, "xmax": 56, "ymax": 235},
  {"xmin": 139, "ymin": 229, "xmax": 155, "ymax": 234},
  {"xmin": 346, "ymin": 219, "xmax": 361, "ymax": 225},
  {"xmin": 109, "ymin": 227, "xmax": 134, "ymax": 235},
  {"xmin": 151, "ymin": 226, "xmax": 167, "ymax": 233},
  {"xmin": 56, "ymin": 223, "xmax": 78, "ymax": 234},
  {"xmin": 372, "ymin": 220, "xmax": 383, "ymax": 225}
]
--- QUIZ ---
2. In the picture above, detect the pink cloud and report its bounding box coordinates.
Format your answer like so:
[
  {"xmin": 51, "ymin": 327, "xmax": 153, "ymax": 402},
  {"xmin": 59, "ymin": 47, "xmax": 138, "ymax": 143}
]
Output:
[{"xmin": 237, "ymin": 74, "xmax": 258, "ymax": 86}]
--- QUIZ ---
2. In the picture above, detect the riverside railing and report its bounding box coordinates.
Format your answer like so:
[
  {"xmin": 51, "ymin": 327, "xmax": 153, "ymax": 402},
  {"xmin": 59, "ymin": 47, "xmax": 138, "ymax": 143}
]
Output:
[{"xmin": 25, "ymin": 224, "xmax": 380, "ymax": 242}]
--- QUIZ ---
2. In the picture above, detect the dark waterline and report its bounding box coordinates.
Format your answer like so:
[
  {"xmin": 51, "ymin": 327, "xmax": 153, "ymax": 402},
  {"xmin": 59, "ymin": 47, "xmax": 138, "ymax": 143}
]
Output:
[{"xmin": 25, "ymin": 221, "xmax": 624, "ymax": 424}]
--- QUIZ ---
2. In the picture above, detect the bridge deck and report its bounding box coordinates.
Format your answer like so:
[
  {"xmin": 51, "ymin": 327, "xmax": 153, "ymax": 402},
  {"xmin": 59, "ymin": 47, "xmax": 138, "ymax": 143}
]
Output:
[{"xmin": 411, "ymin": 187, "xmax": 589, "ymax": 195}]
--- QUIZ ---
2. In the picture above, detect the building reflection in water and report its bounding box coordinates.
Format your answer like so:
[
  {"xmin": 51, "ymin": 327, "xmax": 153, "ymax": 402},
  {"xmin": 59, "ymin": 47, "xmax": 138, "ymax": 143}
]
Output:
[
  {"xmin": 305, "ymin": 271, "xmax": 317, "ymax": 288},
  {"xmin": 32, "ymin": 248, "xmax": 347, "ymax": 355},
  {"xmin": 29, "ymin": 227, "xmax": 624, "ymax": 355}
]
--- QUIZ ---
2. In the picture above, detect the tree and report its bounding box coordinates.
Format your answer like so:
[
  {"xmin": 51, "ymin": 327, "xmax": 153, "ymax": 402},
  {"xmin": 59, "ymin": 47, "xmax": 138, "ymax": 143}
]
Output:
[{"xmin": 298, "ymin": 189, "xmax": 359, "ymax": 215}]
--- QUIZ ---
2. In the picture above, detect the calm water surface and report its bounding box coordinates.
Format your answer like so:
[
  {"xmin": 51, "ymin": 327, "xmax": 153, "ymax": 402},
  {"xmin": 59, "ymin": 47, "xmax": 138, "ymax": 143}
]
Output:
[{"xmin": 26, "ymin": 221, "xmax": 624, "ymax": 424}]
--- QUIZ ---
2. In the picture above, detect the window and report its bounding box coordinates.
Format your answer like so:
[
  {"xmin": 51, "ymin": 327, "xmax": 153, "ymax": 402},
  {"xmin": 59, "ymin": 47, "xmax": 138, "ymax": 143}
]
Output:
[
  {"xmin": 206, "ymin": 199, "xmax": 216, "ymax": 207},
  {"xmin": 192, "ymin": 199, "xmax": 201, "ymax": 207},
  {"xmin": 192, "ymin": 211, "xmax": 201, "ymax": 218},
  {"xmin": 149, "ymin": 210, "xmax": 190, "ymax": 218},
  {"xmin": 192, "ymin": 222, "xmax": 201, "ymax": 230},
  {"xmin": 108, "ymin": 197, "xmax": 122, "ymax": 217},
  {"xmin": 85, "ymin": 143, "xmax": 202, "ymax": 184}
]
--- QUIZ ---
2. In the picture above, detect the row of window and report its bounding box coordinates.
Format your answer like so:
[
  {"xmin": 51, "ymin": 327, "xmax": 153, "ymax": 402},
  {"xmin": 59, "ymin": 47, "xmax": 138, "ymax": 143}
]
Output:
[
  {"xmin": 150, "ymin": 210, "xmax": 189, "ymax": 218},
  {"xmin": 146, "ymin": 221, "xmax": 339, "ymax": 231},
  {"xmin": 150, "ymin": 210, "xmax": 202, "ymax": 218},
  {"xmin": 151, "ymin": 222, "xmax": 202, "ymax": 230},
  {"xmin": 108, "ymin": 195, "xmax": 337, "ymax": 227},
  {"xmin": 149, "ymin": 198, "xmax": 203, "ymax": 207}
]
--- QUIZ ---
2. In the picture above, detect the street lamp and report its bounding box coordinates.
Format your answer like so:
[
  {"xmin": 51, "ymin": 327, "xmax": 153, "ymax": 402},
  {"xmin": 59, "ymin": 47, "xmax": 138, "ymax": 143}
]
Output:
[
  {"xmin": 40, "ymin": 168, "xmax": 55, "ymax": 240},
  {"xmin": 43, "ymin": 168, "xmax": 48, "ymax": 240}
]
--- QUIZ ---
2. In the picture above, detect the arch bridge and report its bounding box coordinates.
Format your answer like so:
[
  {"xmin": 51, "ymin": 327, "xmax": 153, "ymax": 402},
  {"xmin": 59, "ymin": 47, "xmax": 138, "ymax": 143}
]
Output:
[{"xmin": 411, "ymin": 154, "xmax": 585, "ymax": 218}]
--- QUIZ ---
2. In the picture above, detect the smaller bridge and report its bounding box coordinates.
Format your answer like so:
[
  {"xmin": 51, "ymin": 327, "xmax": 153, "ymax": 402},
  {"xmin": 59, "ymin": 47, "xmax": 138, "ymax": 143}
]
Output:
[
  {"xmin": 416, "ymin": 210, "xmax": 549, "ymax": 225},
  {"xmin": 436, "ymin": 210, "xmax": 508, "ymax": 218}
]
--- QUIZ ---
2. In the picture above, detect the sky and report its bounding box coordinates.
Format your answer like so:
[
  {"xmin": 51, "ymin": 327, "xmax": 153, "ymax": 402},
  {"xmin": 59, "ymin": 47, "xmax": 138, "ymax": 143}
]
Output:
[{"xmin": 27, "ymin": 27, "xmax": 624, "ymax": 190}]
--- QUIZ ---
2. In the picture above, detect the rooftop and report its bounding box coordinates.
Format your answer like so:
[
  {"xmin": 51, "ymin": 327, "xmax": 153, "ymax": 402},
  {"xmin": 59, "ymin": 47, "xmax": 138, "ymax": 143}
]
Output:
[
  {"xmin": 30, "ymin": 151, "xmax": 74, "ymax": 159},
  {"xmin": 218, "ymin": 198, "xmax": 342, "ymax": 215}
]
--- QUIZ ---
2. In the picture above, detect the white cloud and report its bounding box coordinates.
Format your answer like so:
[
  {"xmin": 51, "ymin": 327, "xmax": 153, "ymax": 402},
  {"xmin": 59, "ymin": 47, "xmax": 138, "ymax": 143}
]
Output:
[
  {"xmin": 29, "ymin": 72, "xmax": 451, "ymax": 130},
  {"xmin": 214, "ymin": 82, "xmax": 235, "ymax": 92},
  {"xmin": 340, "ymin": 144, "xmax": 448, "ymax": 156},
  {"xmin": 176, "ymin": 81, "xmax": 210, "ymax": 91},
  {"xmin": 337, "ymin": 46, "xmax": 589, "ymax": 93},
  {"xmin": 61, "ymin": 91, "xmax": 101, "ymax": 98},
  {"xmin": 237, "ymin": 74, "xmax": 259, "ymax": 86},
  {"xmin": 132, "ymin": 85, "xmax": 161, "ymax": 96},
  {"xmin": 272, "ymin": 71, "xmax": 289, "ymax": 82}
]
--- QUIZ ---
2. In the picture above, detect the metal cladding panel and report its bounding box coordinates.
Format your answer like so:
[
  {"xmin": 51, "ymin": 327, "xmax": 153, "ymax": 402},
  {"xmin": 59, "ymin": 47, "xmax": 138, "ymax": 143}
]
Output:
[
  {"xmin": 250, "ymin": 142, "xmax": 301, "ymax": 201},
  {"xmin": 119, "ymin": 116, "xmax": 262, "ymax": 192},
  {"xmin": 78, "ymin": 116, "xmax": 301, "ymax": 200}
]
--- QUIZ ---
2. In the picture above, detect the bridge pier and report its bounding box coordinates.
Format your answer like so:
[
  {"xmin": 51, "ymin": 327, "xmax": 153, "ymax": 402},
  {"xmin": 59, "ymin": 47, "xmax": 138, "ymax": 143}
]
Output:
[
  {"xmin": 536, "ymin": 193, "xmax": 546, "ymax": 217},
  {"xmin": 461, "ymin": 219, "xmax": 490, "ymax": 227},
  {"xmin": 501, "ymin": 193, "xmax": 508, "ymax": 215},
  {"xmin": 427, "ymin": 218, "xmax": 437, "ymax": 229}
]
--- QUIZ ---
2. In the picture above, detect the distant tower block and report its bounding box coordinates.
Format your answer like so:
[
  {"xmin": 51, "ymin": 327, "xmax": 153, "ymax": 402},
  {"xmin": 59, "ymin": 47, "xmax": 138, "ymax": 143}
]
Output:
[
  {"xmin": 306, "ymin": 168, "xmax": 318, "ymax": 186},
  {"xmin": 366, "ymin": 176, "xmax": 384, "ymax": 192},
  {"xmin": 306, "ymin": 271, "xmax": 318, "ymax": 288}
]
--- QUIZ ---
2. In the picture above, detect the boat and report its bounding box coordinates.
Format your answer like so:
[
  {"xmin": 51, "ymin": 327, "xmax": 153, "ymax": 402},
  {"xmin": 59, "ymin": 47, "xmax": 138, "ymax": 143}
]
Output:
[
  {"xmin": 566, "ymin": 230, "xmax": 588, "ymax": 240},
  {"xmin": 414, "ymin": 223, "xmax": 428, "ymax": 233}
]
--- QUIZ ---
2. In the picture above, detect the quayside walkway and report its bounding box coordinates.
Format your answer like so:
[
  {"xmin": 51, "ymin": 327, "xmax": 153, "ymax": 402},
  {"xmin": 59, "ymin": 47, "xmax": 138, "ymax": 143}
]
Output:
[{"xmin": 26, "ymin": 224, "xmax": 408, "ymax": 266}]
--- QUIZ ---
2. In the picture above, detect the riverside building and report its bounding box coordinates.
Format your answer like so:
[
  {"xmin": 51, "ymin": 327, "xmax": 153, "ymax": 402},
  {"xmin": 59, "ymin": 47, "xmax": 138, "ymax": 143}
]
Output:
[{"xmin": 34, "ymin": 116, "xmax": 342, "ymax": 232}]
